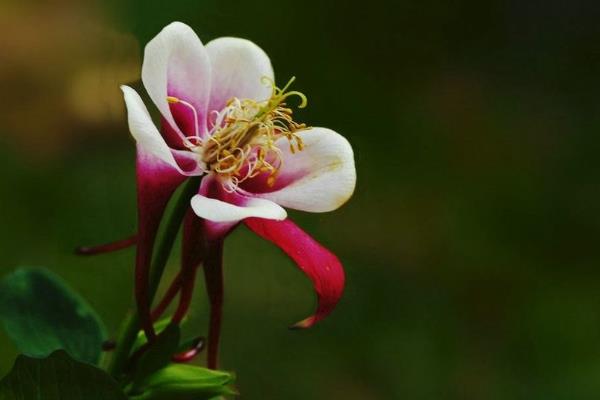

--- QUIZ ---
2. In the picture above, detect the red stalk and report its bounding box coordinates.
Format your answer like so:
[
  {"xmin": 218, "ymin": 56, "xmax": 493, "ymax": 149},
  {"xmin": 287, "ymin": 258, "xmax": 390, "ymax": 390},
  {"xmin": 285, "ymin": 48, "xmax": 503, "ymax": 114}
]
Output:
[
  {"xmin": 75, "ymin": 235, "xmax": 137, "ymax": 255},
  {"xmin": 172, "ymin": 208, "xmax": 207, "ymax": 323}
]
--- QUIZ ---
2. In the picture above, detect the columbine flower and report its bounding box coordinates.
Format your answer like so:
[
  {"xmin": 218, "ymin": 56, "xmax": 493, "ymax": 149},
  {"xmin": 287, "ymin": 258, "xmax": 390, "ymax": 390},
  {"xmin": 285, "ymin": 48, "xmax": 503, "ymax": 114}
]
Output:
[{"xmin": 120, "ymin": 22, "xmax": 356, "ymax": 368}]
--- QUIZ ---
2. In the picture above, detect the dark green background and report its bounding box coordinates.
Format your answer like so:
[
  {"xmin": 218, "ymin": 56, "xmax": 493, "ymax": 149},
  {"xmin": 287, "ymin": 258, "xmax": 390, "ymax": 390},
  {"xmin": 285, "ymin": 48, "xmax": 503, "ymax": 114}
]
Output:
[{"xmin": 2, "ymin": 0, "xmax": 600, "ymax": 398}]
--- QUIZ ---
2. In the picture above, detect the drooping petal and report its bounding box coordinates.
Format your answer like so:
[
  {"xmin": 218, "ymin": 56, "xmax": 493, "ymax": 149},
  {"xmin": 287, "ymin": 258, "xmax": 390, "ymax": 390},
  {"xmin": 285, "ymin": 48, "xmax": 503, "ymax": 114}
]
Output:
[
  {"xmin": 190, "ymin": 175, "xmax": 286, "ymax": 223},
  {"xmin": 206, "ymin": 37, "xmax": 274, "ymax": 113},
  {"xmin": 244, "ymin": 218, "xmax": 345, "ymax": 329},
  {"xmin": 135, "ymin": 146, "xmax": 189, "ymax": 339},
  {"xmin": 240, "ymin": 127, "xmax": 356, "ymax": 213},
  {"xmin": 142, "ymin": 21, "xmax": 211, "ymax": 139},
  {"xmin": 121, "ymin": 85, "xmax": 205, "ymax": 176}
]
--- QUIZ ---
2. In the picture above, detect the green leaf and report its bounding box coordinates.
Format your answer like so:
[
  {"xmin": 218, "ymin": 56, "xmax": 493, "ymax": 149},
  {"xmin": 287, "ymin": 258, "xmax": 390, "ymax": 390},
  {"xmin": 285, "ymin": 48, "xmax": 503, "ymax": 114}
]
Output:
[
  {"xmin": 130, "ymin": 364, "xmax": 236, "ymax": 400},
  {"xmin": 0, "ymin": 267, "xmax": 107, "ymax": 365},
  {"xmin": 0, "ymin": 350, "xmax": 127, "ymax": 400},
  {"xmin": 132, "ymin": 317, "xmax": 173, "ymax": 353},
  {"xmin": 131, "ymin": 323, "xmax": 181, "ymax": 389}
]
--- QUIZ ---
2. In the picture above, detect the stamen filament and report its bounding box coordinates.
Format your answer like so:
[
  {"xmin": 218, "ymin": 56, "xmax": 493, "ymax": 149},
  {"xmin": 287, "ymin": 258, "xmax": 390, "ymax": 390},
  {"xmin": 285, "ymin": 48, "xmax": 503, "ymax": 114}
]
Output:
[
  {"xmin": 201, "ymin": 77, "xmax": 309, "ymax": 191},
  {"xmin": 167, "ymin": 96, "xmax": 200, "ymax": 146}
]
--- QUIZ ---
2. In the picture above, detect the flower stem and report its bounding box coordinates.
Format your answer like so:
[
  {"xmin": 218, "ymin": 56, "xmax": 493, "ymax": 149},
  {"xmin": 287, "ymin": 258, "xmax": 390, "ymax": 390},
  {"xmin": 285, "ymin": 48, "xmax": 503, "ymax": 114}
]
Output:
[
  {"xmin": 107, "ymin": 177, "xmax": 201, "ymax": 378},
  {"xmin": 151, "ymin": 272, "xmax": 182, "ymax": 321},
  {"xmin": 203, "ymin": 239, "xmax": 224, "ymax": 370}
]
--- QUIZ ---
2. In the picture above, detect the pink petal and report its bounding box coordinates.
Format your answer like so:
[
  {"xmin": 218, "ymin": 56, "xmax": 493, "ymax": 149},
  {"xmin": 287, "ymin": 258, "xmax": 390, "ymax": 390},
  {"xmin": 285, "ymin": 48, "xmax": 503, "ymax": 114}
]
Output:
[
  {"xmin": 171, "ymin": 149, "xmax": 206, "ymax": 176},
  {"xmin": 142, "ymin": 22, "xmax": 211, "ymax": 140},
  {"xmin": 135, "ymin": 146, "xmax": 189, "ymax": 339},
  {"xmin": 244, "ymin": 218, "xmax": 345, "ymax": 328},
  {"xmin": 205, "ymin": 37, "xmax": 273, "ymax": 114},
  {"xmin": 121, "ymin": 85, "xmax": 204, "ymax": 176}
]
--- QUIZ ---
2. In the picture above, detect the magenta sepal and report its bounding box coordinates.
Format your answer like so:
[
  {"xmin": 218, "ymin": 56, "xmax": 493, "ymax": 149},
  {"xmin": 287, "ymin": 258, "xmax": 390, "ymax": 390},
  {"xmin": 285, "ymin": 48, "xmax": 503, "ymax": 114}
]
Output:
[
  {"xmin": 135, "ymin": 146, "xmax": 188, "ymax": 340},
  {"xmin": 244, "ymin": 217, "xmax": 345, "ymax": 329}
]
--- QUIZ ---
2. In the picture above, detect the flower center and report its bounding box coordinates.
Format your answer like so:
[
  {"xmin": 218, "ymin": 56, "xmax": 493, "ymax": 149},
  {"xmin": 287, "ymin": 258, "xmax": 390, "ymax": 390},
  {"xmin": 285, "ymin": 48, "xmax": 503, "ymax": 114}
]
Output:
[{"xmin": 168, "ymin": 77, "xmax": 309, "ymax": 190}]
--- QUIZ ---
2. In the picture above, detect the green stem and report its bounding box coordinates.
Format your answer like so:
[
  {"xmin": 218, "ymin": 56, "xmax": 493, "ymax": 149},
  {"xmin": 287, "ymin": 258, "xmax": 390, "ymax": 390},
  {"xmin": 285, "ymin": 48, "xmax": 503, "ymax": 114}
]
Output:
[{"xmin": 107, "ymin": 177, "xmax": 201, "ymax": 378}]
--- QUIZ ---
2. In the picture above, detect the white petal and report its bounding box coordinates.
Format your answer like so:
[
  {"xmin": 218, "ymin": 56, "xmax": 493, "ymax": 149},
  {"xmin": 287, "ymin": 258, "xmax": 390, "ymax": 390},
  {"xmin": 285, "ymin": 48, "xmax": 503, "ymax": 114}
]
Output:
[
  {"xmin": 121, "ymin": 85, "xmax": 179, "ymax": 168},
  {"xmin": 191, "ymin": 193, "xmax": 287, "ymax": 223},
  {"xmin": 142, "ymin": 22, "xmax": 211, "ymax": 138},
  {"xmin": 206, "ymin": 37, "xmax": 274, "ymax": 113},
  {"xmin": 252, "ymin": 127, "xmax": 356, "ymax": 212}
]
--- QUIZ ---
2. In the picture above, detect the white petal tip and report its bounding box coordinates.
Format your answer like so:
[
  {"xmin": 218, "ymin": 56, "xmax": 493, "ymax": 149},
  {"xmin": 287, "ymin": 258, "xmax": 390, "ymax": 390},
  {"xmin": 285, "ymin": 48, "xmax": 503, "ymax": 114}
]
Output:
[{"xmin": 190, "ymin": 194, "xmax": 287, "ymax": 223}]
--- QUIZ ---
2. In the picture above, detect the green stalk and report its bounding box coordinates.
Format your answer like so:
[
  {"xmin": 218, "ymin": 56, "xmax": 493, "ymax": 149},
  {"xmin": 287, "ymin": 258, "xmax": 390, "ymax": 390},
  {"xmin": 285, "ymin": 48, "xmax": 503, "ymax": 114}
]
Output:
[{"xmin": 108, "ymin": 177, "xmax": 201, "ymax": 378}]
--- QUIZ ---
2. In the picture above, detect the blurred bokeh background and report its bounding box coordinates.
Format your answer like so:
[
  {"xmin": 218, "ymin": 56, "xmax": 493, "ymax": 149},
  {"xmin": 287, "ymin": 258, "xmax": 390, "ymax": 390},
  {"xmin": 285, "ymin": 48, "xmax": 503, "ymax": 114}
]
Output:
[{"xmin": 2, "ymin": 0, "xmax": 600, "ymax": 398}]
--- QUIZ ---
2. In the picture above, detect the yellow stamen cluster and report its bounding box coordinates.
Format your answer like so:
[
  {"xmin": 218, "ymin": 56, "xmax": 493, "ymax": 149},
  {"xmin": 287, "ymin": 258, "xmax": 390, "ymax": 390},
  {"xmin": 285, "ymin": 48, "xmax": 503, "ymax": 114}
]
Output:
[{"xmin": 202, "ymin": 77, "xmax": 308, "ymax": 189}]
